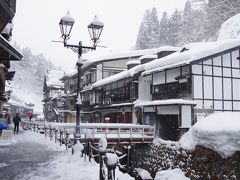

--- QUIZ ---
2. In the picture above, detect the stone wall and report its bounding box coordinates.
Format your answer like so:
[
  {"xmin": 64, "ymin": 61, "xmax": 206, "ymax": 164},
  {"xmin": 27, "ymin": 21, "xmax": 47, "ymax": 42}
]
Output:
[{"xmin": 130, "ymin": 144, "xmax": 240, "ymax": 179}]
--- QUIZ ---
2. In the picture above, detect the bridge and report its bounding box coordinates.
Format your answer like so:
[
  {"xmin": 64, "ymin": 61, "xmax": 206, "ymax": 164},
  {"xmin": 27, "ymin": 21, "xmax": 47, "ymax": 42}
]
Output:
[{"xmin": 22, "ymin": 121, "xmax": 155, "ymax": 145}]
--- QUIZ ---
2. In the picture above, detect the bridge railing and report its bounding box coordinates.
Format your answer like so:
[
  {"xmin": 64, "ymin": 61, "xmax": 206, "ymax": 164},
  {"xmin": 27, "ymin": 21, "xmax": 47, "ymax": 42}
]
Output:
[{"xmin": 21, "ymin": 121, "xmax": 155, "ymax": 144}]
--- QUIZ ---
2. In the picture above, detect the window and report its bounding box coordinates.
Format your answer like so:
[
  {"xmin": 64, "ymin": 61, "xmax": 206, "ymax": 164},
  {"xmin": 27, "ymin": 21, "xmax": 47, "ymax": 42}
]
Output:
[
  {"xmin": 232, "ymin": 50, "xmax": 240, "ymax": 68},
  {"xmin": 213, "ymin": 67, "xmax": 222, "ymax": 76},
  {"xmin": 203, "ymin": 59, "xmax": 212, "ymax": 65},
  {"xmin": 203, "ymin": 65, "xmax": 212, "ymax": 76},
  {"xmin": 214, "ymin": 77, "xmax": 222, "ymax": 99},
  {"xmin": 193, "ymin": 75, "xmax": 202, "ymax": 99},
  {"xmin": 204, "ymin": 76, "xmax": 213, "ymax": 99},
  {"xmin": 154, "ymin": 84, "xmax": 166, "ymax": 93},
  {"xmin": 233, "ymin": 102, "xmax": 240, "ymax": 111},
  {"xmin": 233, "ymin": 79, "xmax": 240, "ymax": 100},
  {"xmin": 232, "ymin": 69, "xmax": 240, "ymax": 78},
  {"xmin": 213, "ymin": 56, "xmax": 222, "ymax": 66},
  {"xmin": 214, "ymin": 100, "xmax": 222, "ymax": 110},
  {"xmin": 222, "ymin": 53, "xmax": 231, "ymax": 67},
  {"xmin": 224, "ymin": 101, "xmax": 232, "ymax": 110},
  {"xmin": 223, "ymin": 78, "xmax": 231, "ymax": 100},
  {"xmin": 223, "ymin": 68, "xmax": 231, "ymax": 77}
]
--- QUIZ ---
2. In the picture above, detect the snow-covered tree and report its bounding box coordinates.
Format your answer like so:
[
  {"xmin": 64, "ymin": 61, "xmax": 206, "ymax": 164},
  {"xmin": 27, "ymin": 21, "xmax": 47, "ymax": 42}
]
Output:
[
  {"xmin": 205, "ymin": 0, "xmax": 240, "ymax": 40},
  {"xmin": 148, "ymin": 7, "xmax": 160, "ymax": 48},
  {"xmin": 159, "ymin": 12, "xmax": 170, "ymax": 46},
  {"xmin": 136, "ymin": 9, "xmax": 152, "ymax": 50},
  {"xmin": 136, "ymin": 8, "xmax": 160, "ymax": 49},
  {"xmin": 168, "ymin": 9, "xmax": 182, "ymax": 46}
]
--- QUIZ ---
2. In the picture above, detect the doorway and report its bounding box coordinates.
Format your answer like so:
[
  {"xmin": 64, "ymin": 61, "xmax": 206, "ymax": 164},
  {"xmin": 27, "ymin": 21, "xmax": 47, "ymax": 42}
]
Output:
[{"xmin": 157, "ymin": 115, "xmax": 179, "ymax": 141}]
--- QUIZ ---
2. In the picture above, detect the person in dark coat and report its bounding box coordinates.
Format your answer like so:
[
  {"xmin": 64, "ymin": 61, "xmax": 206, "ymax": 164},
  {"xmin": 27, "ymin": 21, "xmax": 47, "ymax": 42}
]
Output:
[{"xmin": 13, "ymin": 112, "xmax": 21, "ymax": 133}]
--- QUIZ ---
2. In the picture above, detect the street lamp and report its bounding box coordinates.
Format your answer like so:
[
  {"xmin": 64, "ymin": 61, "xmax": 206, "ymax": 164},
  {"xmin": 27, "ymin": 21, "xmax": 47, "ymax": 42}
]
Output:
[{"xmin": 59, "ymin": 11, "xmax": 104, "ymax": 143}]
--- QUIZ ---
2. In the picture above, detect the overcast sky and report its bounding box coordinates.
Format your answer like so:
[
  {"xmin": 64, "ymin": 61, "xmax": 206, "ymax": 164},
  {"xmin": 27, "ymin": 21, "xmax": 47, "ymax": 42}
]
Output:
[{"xmin": 13, "ymin": 0, "xmax": 187, "ymax": 71}]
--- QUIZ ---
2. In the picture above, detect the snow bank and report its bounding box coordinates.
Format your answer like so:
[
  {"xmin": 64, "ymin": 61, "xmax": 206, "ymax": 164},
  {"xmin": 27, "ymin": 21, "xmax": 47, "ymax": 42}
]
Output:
[
  {"xmin": 135, "ymin": 168, "xmax": 152, "ymax": 179},
  {"xmin": 155, "ymin": 169, "xmax": 190, "ymax": 180},
  {"xmin": 218, "ymin": 13, "xmax": 240, "ymax": 41},
  {"xmin": 6, "ymin": 131, "xmax": 133, "ymax": 180},
  {"xmin": 180, "ymin": 112, "xmax": 240, "ymax": 158}
]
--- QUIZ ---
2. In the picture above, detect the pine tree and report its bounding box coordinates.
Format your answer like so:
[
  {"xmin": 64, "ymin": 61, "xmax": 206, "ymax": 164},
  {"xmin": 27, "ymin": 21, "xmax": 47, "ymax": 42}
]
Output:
[
  {"xmin": 168, "ymin": 9, "xmax": 182, "ymax": 46},
  {"xmin": 159, "ymin": 12, "xmax": 170, "ymax": 46},
  {"xmin": 148, "ymin": 7, "xmax": 160, "ymax": 48},
  {"xmin": 135, "ymin": 9, "xmax": 152, "ymax": 49},
  {"xmin": 136, "ymin": 8, "xmax": 160, "ymax": 49}
]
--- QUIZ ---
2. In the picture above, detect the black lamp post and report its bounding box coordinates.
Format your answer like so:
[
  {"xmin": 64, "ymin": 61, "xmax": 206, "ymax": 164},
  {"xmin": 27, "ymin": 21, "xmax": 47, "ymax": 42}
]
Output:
[{"xmin": 59, "ymin": 12, "xmax": 104, "ymax": 143}]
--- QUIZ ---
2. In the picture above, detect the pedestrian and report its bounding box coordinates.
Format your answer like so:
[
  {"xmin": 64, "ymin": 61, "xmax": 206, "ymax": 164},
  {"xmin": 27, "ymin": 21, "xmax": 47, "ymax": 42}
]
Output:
[{"xmin": 13, "ymin": 112, "xmax": 21, "ymax": 133}]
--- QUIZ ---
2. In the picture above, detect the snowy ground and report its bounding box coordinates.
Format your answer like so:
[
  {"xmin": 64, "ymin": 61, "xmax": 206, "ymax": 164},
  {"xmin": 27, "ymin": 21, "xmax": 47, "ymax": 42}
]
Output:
[{"xmin": 0, "ymin": 130, "xmax": 133, "ymax": 180}]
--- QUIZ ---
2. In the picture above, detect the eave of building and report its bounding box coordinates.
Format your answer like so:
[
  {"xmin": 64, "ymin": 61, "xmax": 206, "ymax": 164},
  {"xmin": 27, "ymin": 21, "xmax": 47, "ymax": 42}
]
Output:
[
  {"xmin": 0, "ymin": 0, "xmax": 15, "ymax": 32},
  {"xmin": 142, "ymin": 40, "xmax": 240, "ymax": 76},
  {"xmin": 134, "ymin": 99, "xmax": 197, "ymax": 108},
  {"xmin": 82, "ymin": 46, "xmax": 179, "ymax": 71},
  {"xmin": 0, "ymin": 35, "xmax": 22, "ymax": 61}
]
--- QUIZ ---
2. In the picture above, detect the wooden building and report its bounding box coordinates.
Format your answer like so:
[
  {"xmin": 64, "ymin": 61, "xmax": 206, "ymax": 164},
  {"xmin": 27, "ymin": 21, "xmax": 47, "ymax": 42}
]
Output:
[
  {"xmin": 91, "ymin": 47, "xmax": 178, "ymax": 124},
  {"xmin": 59, "ymin": 70, "xmax": 78, "ymax": 123},
  {"xmin": 0, "ymin": 0, "xmax": 22, "ymax": 117},
  {"xmin": 42, "ymin": 70, "xmax": 64, "ymax": 122},
  {"xmin": 137, "ymin": 40, "xmax": 240, "ymax": 140}
]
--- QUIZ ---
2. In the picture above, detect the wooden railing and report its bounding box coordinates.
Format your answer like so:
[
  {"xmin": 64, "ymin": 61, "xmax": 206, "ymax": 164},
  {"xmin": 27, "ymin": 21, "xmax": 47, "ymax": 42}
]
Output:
[{"xmin": 21, "ymin": 121, "xmax": 155, "ymax": 144}]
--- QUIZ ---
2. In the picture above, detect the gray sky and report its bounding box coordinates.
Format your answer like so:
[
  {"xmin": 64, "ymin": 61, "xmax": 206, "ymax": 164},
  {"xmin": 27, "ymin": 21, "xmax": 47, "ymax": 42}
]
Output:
[{"xmin": 14, "ymin": 0, "xmax": 186, "ymax": 70}]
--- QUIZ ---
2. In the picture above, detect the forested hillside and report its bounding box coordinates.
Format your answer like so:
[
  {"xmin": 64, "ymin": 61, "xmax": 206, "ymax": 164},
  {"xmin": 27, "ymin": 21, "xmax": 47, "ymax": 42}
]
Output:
[{"xmin": 135, "ymin": 0, "xmax": 240, "ymax": 49}]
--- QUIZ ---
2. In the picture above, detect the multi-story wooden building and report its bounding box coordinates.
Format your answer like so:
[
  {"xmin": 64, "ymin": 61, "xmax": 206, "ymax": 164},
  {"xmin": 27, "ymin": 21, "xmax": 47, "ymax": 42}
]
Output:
[
  {"xmin": 59, "ymin": 70, "xmax": 78, "ymax": 123},
  {"xmin": 79, "ymin": 47, "xmax": 178, "ymax": 123},
  {"xmin": 91, "ymin": 40, "xmax": 240, "ymax": 141},
  {"xmin": 42, "ymin": 70, "xmax": 64, "ymax": 122},
  {"xmin": 0, "ymin": 0, "xmax": 22, "ymax": 117},
  {"xmin": 91, "ymin": 47, "xmax": 179, "ymax": 123},
  {"xmin": 135, "ymin": 40, "xmax": 240, "ymax": 140}
]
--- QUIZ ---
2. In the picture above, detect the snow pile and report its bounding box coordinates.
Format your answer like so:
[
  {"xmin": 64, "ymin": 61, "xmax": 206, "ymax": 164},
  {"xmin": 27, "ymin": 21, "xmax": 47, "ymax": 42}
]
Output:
[
  {"xmin": 105, "ymin": 153, "xmax": 118, "ymax": 166},
  {"xmin": 135, "ymin": 168, "xmax": 152, "ymax": 179},
  {"xmin": 5, "ymin": 131, "xmax": 133, "ymax": 180},
  {"xmin": 218, "ymin": 13, "xmax": 240, "ymax": 41},
  {"xmin": 180, "ymin": 112, "xmax": 240, "ymax": 158},
  {"xmin": 153, "ymin": 138, "xmax": 179, "ymax": 149},
  {"xmin": 154, "ymin": 168, "xmax": 190, "ymax": 180},
  {"xmin": 0, "ymin": 135, "xmax": 16, "ymax": 146}
]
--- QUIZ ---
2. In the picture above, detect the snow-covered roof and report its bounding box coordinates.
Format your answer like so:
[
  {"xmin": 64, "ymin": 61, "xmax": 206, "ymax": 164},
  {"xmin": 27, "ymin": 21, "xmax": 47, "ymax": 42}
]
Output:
[
  {"xmin": 46, "ymin": 70, "xmax": 64, "ymax": 88},
  {"xmin": 139, "ymin": 54, "xmax": 158, "ymax": 61},
  {"xmin": 93, "ymin": 40, "xmax": 240, "ymax": 87},
  {"xmin": 61, "ymin": 69, "xmax": 77, "ymax": 79},
  {"xmin": 134, "ymin": 99, "xmax": 196, "ymax": 108},
  {"xmin": 179, "ymin": 112, "xmax": 240, "ymax": 158},
  {"xmin": 93, "ymin": 63, "xmax": 145, "ymax": 87},
  {"xmin": 218, "ymin": 13, "xmax": 240, "ymax": 41},
  {"xmin": 142, "ymin": 39, "xmax": 240, "ymax": 76},
  {"xmin": 93, "ymin": 46, "xmax": 176, "ymax": 87},
  {"xmin": 126, "ymin": 60, "xmax": 140, "ymax": 66},
  {"xmin": 82, "ymin": 46, "xmax": 178, "ymax": 69},
  {"xmin": 7, "ymin": 98, "xmax": 25, "ymax": 107}
]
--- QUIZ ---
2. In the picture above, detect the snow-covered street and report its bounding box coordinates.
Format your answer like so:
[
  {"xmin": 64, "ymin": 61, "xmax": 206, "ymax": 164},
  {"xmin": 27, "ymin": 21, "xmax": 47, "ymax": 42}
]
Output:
[{"xmin": 0, "ymin": 131, "xmax": 133, "ymax": 180}]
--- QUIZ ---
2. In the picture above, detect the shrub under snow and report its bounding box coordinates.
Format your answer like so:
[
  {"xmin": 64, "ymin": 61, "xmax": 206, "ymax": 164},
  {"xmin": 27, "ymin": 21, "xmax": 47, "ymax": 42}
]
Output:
[{"xmin": 179, "ymin": 112, "xmax": 240, "ymax": 158}]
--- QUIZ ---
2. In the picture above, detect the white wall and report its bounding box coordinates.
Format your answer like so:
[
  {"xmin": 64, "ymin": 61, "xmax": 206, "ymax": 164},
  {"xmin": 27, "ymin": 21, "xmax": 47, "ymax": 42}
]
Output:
[
  {"xmin": 157, "ymin": 105, "xmax": 179, "ymax": 115},
  {"xmin": 138, "ymin": 75, "xmax": 152, "ymax": 100},
  {"xmin": 181, "ymin": 105, "xmax": 192, "ymax": 128}
]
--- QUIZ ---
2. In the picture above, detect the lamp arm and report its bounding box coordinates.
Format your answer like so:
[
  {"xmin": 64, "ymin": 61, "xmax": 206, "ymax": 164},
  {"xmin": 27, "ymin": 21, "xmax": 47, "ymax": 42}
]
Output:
[{"xmin": 64, "ymin": 43, "xmax": 96, "ymax": 50}]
